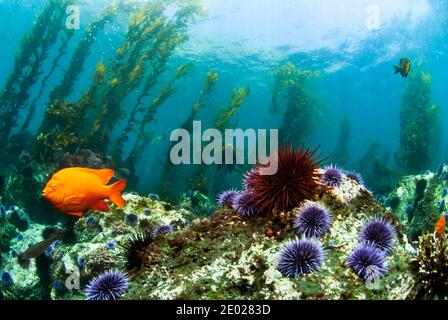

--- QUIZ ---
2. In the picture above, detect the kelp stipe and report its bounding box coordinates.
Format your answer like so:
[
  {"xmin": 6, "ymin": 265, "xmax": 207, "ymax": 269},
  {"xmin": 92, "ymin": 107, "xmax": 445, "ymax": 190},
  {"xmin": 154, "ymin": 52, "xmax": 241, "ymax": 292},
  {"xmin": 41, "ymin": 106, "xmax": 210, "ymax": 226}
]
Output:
[
  {"xmin": 188, "ymin": 85, "xmax": 250, "ymax": 198},
  {"xmin": 159, "ymin": 71, "xmax": 219, "ymax": 200},
  {"xmin": 270, "ymin": 63, "xmax": 321, "ymax": 147},
  {"xmin": 0, "ymin": 0, "xmax": 75, "ymax": 159},
  {"xmin": 395, "ymin": 69, "xmax": 440, "ymax": 174}
]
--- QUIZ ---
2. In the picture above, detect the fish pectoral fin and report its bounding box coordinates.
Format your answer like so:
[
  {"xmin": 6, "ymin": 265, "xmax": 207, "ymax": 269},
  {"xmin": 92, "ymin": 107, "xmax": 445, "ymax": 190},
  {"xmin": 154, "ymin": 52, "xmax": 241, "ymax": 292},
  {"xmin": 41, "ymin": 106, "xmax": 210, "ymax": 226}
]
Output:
[
  {"xmin": 91, "ymin": 200, "xmax": 109, "ymax": 212},
  {"xmin": 67, "ymin": 212, "xmax": 83, "ymax": 217},
  {"xmin": 65, "ymin": 194, "xmax": 86, "ymax": 205}
]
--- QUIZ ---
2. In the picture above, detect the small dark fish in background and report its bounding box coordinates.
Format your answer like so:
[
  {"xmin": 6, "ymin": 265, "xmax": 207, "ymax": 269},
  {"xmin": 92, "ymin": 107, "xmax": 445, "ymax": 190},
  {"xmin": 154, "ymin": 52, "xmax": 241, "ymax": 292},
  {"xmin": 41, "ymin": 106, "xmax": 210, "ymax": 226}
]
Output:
[
  {"xmin": 394, "ymin": 57, "xmax": 411, "ymax": 78},
  {"xmin": 17, "ymin": 228, "xmax": 65, "ymax": 268}
]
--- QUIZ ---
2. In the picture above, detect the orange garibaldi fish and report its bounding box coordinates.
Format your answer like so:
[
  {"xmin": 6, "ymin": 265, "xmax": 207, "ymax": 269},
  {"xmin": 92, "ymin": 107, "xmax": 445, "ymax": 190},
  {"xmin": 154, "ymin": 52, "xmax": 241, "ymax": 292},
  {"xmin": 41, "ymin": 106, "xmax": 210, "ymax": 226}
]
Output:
[{"xmin": 42, "ymin": 167, "xmax": 126, "ymax": 217}]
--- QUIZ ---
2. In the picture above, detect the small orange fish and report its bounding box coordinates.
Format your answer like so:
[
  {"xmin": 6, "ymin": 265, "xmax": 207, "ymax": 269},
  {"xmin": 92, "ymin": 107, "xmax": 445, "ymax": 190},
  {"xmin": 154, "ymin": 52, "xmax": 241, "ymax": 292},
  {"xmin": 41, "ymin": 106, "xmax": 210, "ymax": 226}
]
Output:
[
  {"xmin": 435, "ymin": 214, "xmax": 446, "ymax": 238},
  {"xmin": 42, "ymin": 167, "xmax": 126, "ymax": 217}
]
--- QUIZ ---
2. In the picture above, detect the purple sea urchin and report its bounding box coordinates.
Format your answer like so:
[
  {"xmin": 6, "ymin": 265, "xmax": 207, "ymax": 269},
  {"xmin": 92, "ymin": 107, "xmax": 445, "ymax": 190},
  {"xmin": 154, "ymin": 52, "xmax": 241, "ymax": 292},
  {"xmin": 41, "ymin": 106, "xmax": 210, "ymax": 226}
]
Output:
[
  {"xmin": 148, "ymin": 193, "xmax": 160, "ymax": 201},
  {"xmin": 85, "ymin": 270, "xmax": 129, "ymax": 300},
  {"xmin": 345, "ymin": 171, "xmax": 364, "ymax": 185},
  {"xmin": 232, "ymin": 192, "xmax": 259, "ymax": 218},
  {"xmin": 52, "ymin": 280, "xmax": 63, "ymax": 290},
  {"xmin": 106, "ymin": 241, "xmax": 117, "ymax": 250},
  {"xmin": 44, "ymin": 245, "xmax": 54, "ymax": 258},
  {"xmin": 360, "ymin": 217, "xmax": 395, "ymax": 254},
  {"xmin": 216, "ymin": 189, "xmax": 240, "ymax": 208},
  {"xmin": 1, "ymin": 271, "xmax": 13, "ymax": 287},
  {"xmin": 124, "ymin": 213, "xmax": 139, "ymax": 226},
  {"xmin": 152, "ymin": 224, "xmax": 174, "ymax": 237},
  {"xmin": 293, "ymin": 202, "xmax": 332, "ymax": 238},
  {"xmin": 347, "ymin": 244, "xmax": 387, "ymax": 281},
  {"xmin": 242, "ymin": 168, "xmax": 259, "ymax": 190},
  {"xmin": 86, "ymin": 216, "xmax": 96, "ymax": 225},
  {"xmin": 323, "ymin": 164, "xmax": 343, "ymax": 188},
  {"xmin": 278, "ymin": 238, "xmax": 324, "ymax": 277},
  {"xmin": 77, "ymin": 257, "xmax": 86, "ymax": 267}
]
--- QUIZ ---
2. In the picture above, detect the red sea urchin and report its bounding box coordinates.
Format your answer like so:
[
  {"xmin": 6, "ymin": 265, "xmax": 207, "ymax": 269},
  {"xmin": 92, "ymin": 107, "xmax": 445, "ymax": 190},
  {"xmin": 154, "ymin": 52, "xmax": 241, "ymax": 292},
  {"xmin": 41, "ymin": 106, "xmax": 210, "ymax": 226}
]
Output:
[{"xmin": 243, "ymin": 145, "xmax": 323, "ymax": 214}]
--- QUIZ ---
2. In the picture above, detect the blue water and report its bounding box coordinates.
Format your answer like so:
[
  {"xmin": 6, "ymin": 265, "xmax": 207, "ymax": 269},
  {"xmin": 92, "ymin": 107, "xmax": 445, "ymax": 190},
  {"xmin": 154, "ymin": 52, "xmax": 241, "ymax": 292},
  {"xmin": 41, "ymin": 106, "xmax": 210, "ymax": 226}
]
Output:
[{"xmin": 1, "ymin": 0, "xmax": 448, "ymax": 194}]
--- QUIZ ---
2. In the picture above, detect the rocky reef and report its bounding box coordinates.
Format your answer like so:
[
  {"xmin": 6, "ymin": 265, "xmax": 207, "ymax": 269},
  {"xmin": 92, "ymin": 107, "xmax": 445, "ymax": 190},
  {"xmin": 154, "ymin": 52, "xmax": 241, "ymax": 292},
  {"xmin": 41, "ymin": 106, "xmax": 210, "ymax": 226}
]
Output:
[
  {"xmin": 0, "ymin": 193, "xmax": 195, "ymax": 300},
  {"xmin": 122, "ymin": 174, "xmax": 416, "ymax": 300},
  {"xmin": 1, "ymin": 171, "xmax": 418, "ymax": 300},
  {"xmin": 50, "ymin": 193, "xmax": 195, "ymax": 300},
  {"xmin": 3, "ymin": 162, "xmax": 448, "ymax": 300},
  {"xmin": 385, "ymin": 166, "xmax": 446, "ymax": 241}
]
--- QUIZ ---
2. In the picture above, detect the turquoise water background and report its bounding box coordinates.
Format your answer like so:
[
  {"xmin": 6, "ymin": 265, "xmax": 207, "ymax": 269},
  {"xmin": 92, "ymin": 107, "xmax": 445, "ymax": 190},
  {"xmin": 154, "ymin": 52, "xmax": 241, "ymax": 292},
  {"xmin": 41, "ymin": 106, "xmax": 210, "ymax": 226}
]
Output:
[{"xmin": 1, "ymin": 0, "xmax": 447, "ymax": 194}]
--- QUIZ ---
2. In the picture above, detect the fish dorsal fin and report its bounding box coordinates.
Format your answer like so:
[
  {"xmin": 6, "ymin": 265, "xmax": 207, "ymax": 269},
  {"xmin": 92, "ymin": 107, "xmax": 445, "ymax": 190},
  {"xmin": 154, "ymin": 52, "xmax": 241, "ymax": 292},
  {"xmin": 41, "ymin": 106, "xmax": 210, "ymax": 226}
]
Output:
[{"xmin": 75, "ymin": 168, "xmax": 115, "ymax": 184}]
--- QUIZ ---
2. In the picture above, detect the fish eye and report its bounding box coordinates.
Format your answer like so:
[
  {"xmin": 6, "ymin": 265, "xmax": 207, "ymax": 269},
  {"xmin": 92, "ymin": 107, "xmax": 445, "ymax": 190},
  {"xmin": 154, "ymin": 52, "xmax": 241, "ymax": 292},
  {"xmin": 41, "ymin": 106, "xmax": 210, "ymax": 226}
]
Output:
[{"xmin": 51, "ymin": 184, "xmax": 56, "ymax": 189}]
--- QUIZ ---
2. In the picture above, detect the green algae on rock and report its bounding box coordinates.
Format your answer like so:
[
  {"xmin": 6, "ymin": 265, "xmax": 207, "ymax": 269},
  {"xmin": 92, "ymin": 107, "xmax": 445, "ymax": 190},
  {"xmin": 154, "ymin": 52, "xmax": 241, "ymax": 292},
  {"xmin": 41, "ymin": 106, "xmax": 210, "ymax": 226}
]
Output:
[
  {"xmin": 1, "ymin": 223, "xmax": 46, "ymax": 300},
  {"xmin": 48, "ymin": 193, "xmax": 194, "ymax": 300},
  {"xmin": 0, "ymin": 176, "xmax": 429, "ymax": 300},
  {"xmin": 122, "ymin": 174, "xmax": 415, "ymax": 300},
  {"xmin": 387, "ymin": 170, "xmax": 443, "ymax": 241}
]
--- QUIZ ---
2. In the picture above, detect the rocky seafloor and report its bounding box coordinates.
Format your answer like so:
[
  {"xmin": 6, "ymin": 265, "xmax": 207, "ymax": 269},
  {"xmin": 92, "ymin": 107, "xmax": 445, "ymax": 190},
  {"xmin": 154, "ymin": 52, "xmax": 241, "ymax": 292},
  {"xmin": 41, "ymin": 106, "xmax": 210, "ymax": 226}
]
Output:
[
  {"xmin": 1, "ymin": 168, "xmax": 447, "ymax": 300},
  {"xmin": 385, "ymin": 165, "xmax": 448, "ymax": 242}
]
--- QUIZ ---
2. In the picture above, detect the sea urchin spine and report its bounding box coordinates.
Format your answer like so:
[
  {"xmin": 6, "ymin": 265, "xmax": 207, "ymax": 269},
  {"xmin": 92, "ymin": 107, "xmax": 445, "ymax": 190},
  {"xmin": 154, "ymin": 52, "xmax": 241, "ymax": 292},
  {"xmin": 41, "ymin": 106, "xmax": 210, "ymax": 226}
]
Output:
[
  {"xmin": 345, "ymin": 171, "xmax": 364, "ymax": 186},
  {"xmin": 322, "ymin": 164, "xmax": 343, "ymax": 188},
  {"xmin": 278, "ymin": 238, "xmax": 324, "ymax": 277},
  {"xmin": 152, "ymin": 224, "xmax": 174, "ymax": 237},
  {"xmin": 347, "ymin": 244, "xmax": 387, "ymax": 281},
  {"xmin": 232, "ymin": 192, "xmax": 259, "ymax": 218},
  {"xmin": 293, "ymin": 202, "xmax": 332, "ymax": 238},
  {"xmin": 216, "ymin": 189, "xmax": 240, "ymax": 208},
  {"xmin": 360, "ymin": 217, "xmax": 395, "ymax": 255},
  {"xmin": 244, "ymin": 145, "xmax": 323, "ymax": 213},
  {"xmin": 85, "ymin": 270, "xmax": 129, "ymax": 300},
  {"xmin": 119, "ymin": 230, "xmax": 153, "ymax": 271}
]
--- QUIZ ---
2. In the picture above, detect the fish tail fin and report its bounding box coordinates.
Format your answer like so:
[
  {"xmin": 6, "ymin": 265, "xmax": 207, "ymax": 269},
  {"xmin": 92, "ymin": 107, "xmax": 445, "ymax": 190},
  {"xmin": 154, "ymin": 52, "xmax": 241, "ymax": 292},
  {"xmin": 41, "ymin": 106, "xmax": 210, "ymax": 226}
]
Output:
[
  {"xmin": 394, "ymin": 65, "xmax": 401, "ymax": 74},
  {"xmin": 108, "ymin": 179, "xmax": 126, "ymax": 208}
]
